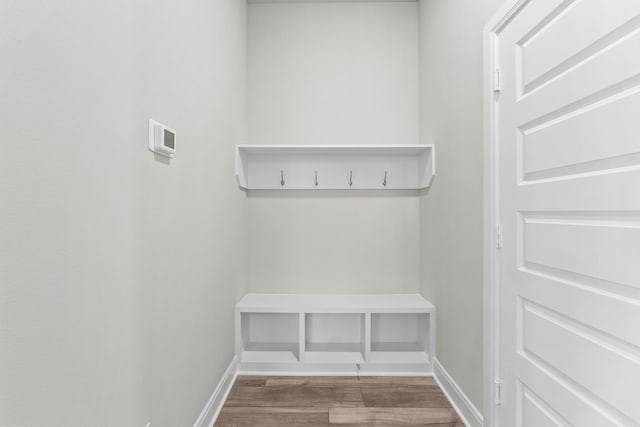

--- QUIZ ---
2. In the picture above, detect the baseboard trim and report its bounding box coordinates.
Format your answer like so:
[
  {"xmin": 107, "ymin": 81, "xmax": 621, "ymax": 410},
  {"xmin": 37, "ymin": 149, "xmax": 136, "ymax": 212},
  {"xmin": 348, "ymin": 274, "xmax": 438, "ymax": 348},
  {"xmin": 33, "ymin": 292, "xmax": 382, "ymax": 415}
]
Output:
[
  {"xmin": 193, "ymin": 355, "xmax": 238, "ymax": 427},
  {"xmin": 433, "ymin": 358, "xmax": 483, "ymax": 427}
]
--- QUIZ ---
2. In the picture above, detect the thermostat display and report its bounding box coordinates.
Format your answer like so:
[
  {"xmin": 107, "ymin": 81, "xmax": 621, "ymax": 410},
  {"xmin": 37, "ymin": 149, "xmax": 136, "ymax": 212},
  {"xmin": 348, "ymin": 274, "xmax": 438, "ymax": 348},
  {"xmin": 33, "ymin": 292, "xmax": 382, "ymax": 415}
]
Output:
[
  {"xmin": 164, "ymin": 129, "xmax": 175, "ymax": 149},
  {"xmin": 148, "ymin": 119, "xmax": 176, "ymax": 158}
]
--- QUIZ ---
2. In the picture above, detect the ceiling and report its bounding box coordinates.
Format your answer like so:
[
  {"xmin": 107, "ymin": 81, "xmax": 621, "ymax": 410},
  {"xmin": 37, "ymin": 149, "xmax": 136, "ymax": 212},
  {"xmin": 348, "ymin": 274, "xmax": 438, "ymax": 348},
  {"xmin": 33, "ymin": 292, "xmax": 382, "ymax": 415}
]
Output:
[{"xmin": 247, "ymin": 0, "xmax": 416, "ymax": 3}]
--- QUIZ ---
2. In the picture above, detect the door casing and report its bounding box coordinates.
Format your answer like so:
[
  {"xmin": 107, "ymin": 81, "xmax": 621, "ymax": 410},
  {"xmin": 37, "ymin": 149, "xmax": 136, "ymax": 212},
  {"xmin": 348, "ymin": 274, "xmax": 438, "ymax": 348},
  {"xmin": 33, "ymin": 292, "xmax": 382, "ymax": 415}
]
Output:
[{"xmin": 483, "ymin": 1, "xmax": 533, "ymax": 426}]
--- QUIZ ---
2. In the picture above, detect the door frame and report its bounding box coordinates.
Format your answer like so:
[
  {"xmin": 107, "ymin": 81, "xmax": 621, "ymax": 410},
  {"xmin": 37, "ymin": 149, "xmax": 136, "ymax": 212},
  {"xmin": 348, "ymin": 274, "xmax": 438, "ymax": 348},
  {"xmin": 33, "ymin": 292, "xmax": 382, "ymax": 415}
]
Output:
[{"xmin": 483, "ymin": 1, "xmax": 528, "ymax": 426}]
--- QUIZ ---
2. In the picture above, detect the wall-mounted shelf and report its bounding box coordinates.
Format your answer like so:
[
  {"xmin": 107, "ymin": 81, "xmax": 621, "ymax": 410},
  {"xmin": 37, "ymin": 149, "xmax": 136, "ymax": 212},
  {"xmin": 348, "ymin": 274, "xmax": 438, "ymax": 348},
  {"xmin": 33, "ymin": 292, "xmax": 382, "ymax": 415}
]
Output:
[
  {"xmin": 236, "ymin": 293, "xmax": 435, "ymax": 374},
  {"xmin": 235, "ymin": 145, "xmax": 435, "ymax": 190}
]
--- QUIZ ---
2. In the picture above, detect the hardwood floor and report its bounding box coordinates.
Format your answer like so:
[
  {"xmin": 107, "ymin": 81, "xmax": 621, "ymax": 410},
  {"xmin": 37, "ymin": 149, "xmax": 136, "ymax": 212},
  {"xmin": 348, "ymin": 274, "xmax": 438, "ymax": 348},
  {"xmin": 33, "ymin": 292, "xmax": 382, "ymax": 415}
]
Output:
[{"xmin": 214, "ymin": 376, "xmax": 464, "ymax": 426}]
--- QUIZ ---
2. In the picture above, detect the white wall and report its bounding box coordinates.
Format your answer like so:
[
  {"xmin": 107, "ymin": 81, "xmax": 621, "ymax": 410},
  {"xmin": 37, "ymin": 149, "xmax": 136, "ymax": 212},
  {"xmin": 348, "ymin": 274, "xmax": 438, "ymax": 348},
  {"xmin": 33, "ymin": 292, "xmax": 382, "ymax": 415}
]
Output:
[
  {"xmin": 418, "ymin": 0, "xmax": 503, "ymax": 412},
  {"xmin": 247, "ymin": 1, "xmax": 420, "ymax": 293},
  {"xmin": 0, "ymin": 1, "xmax": 247, "ymax": 426},
  {"xmin": 0, "ymin": 0, "xmax": 507, "ymax": 422}
]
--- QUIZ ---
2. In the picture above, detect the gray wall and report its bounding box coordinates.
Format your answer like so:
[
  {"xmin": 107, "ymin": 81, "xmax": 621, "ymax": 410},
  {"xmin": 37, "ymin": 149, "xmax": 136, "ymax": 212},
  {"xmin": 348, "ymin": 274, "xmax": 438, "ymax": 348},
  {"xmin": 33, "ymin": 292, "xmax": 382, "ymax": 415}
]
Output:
[
  {"xmin": 247, "ymin": 1, "xmax": 421, "ymax": 293},
  {"xmin": 0, "ymin": 1, "xmax": 247, "ymax": 425},
  {"xmin": 0, "ymin": 0, "xmax": 509, "ymax": 423},
  {"xmin": 418, "ymin": 0, "xmax": 503, "ymax": 412}
]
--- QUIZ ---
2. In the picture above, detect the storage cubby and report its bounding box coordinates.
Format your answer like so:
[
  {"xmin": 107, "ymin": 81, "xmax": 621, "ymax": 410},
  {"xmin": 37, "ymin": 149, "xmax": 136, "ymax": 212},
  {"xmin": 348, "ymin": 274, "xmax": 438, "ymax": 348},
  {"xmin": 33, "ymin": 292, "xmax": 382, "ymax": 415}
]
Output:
[
  {"xmin": 369, "ymin": 313, "xmax": 430, "ymax": 364},
  {"xmin": 240, "ymin": 312, "xmax": 300, "ymax": 363},
  {"xmin": 305, "ymin": 313, "xmax": 365, "ymax": 364},
  {"xmin": 236, "ymin": 294, "xmax": 435, "ymax": 373}
]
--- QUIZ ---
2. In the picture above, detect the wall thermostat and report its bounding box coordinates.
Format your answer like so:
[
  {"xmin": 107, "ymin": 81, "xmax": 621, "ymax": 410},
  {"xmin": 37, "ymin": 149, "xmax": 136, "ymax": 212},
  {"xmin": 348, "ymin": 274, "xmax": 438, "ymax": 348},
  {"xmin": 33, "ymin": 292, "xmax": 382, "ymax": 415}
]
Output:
[{"xmin": 148, "ymin": 119, "xmax": 176, "ymax": 158}]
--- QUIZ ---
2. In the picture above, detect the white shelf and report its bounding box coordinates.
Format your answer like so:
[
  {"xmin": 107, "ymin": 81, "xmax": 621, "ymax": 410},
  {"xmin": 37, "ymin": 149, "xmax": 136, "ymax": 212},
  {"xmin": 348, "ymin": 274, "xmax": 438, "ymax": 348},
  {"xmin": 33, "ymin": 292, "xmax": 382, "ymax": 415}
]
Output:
[
  {"xmin": 305, "ymin": 351, "xmax": 365, "ymax": 364},
  {"xmin": 236, "ymin": 294, "xmax": 435, "ymax": 373},
  {"xmin": 243, "ymin": 342, "xmax": 299, "ymax": 353},
  {"xmin": 235, "ymin": 145, "xmax": 435, "ymax": 190},
  {"xmin": 237, "ymin": 293, "xmax": 434, "ymax": 313},
  {"xmin": 305, "ymin": 342, "xmax": 364, "ymax": 353},
  {"xmin": 241, "ymin": 351, "xmax": 299, "ymax": 364},
  {"xmin": 367, "ymin": 352, "xmax": 429, "ymax": 364},
  {"xmin": 371, "ymin": 341, "xmax": 425, "ymax": 352}
]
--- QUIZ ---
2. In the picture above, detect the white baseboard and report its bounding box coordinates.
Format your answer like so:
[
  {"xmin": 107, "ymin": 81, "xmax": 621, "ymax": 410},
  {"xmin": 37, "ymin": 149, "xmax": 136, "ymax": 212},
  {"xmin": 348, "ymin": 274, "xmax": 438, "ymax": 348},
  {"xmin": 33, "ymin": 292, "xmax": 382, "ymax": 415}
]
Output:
[
  {"xmin": 433, "ymin": 358, "xmax": 483, "ymax": 427},
  {"xmin": 193, "ymin": 356, "xmax": 238, "ymax": 427}
]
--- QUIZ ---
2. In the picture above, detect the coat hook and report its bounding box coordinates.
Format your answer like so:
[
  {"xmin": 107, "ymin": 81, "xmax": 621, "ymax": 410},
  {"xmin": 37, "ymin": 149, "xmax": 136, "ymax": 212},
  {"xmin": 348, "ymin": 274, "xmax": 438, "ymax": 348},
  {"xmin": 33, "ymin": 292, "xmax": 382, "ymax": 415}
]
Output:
[
  {"xmin": 280, "ymin": 170, "xmax": 285, "ymax": 186},
  {"xmin": 349, "ymin": 171, "xmax": 353, "ymax": 187},
  {"xmin": 383, "ymin": 171, "xmax": 388, "ymax": 187},
  {"xmin": 314, "ymin": 171, "xmax": 318, "ymax": 187}
]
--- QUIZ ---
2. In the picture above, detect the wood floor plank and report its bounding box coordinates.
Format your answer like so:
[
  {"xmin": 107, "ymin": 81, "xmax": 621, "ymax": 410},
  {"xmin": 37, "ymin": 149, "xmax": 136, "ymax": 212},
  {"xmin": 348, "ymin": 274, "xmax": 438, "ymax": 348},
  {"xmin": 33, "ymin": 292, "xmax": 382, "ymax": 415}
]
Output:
[
  {"xmin": 234, "ymin": 375, "xmax": 268, "ymax": 387},
  {"xmin": 225, "ymin": 385, "xmax": 364, "ymax": 408},
  {"xmin": 360, "ymin": 386, "xmax": 451, "ymax": 408},
  {"xmin": 329, "ymin": 407, "xmax": 462, "ymax": 426},
  {"xmin": 215, "ymin": 407, "xmax": 329, "ymax": 427},
  {"xmin": 265, "ymin": 376, "xmax": 438, "ymax": 388},
  {"xmin": 213, "ymin": 376, "xmax": 463, "ymax": 427},
  {"xmin": 328, "ymin": 421, "xmax": 462, "ymax": 426}
]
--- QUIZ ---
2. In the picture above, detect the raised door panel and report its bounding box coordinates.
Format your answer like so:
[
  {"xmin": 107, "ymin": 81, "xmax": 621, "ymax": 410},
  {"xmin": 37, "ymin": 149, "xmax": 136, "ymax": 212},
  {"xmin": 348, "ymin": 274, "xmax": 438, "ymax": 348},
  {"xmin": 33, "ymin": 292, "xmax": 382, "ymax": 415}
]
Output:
[{"xmin": 495, "ymin": 1, "xmax": 640, "ymax": 426}]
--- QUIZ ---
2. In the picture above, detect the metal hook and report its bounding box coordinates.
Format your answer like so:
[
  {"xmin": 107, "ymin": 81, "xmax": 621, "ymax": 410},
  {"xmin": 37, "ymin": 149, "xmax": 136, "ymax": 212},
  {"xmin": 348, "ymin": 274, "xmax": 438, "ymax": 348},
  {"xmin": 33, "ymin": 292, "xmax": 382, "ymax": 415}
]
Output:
[
  {"xmin": 349, "ymin": 171, "xmax": 353, "ymax": 187},
  {"xmin": 314, "ymin": 171, "xmax": 319, "ymax": 187},
  {"xmin": 383, "ymin": 171, "xmax": 388, "ymax": 187},
  {"xmin": 280, "ymin": 170, "xmax": 285, "ymax": 187}
]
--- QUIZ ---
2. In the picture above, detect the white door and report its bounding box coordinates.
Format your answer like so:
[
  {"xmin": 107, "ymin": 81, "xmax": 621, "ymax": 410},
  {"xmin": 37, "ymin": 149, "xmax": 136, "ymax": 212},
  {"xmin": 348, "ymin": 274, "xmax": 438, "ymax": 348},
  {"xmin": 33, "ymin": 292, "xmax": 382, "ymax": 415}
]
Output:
[{"xmin": 494, "ymin": 1, "xmax": 640, "ymax": 426}]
